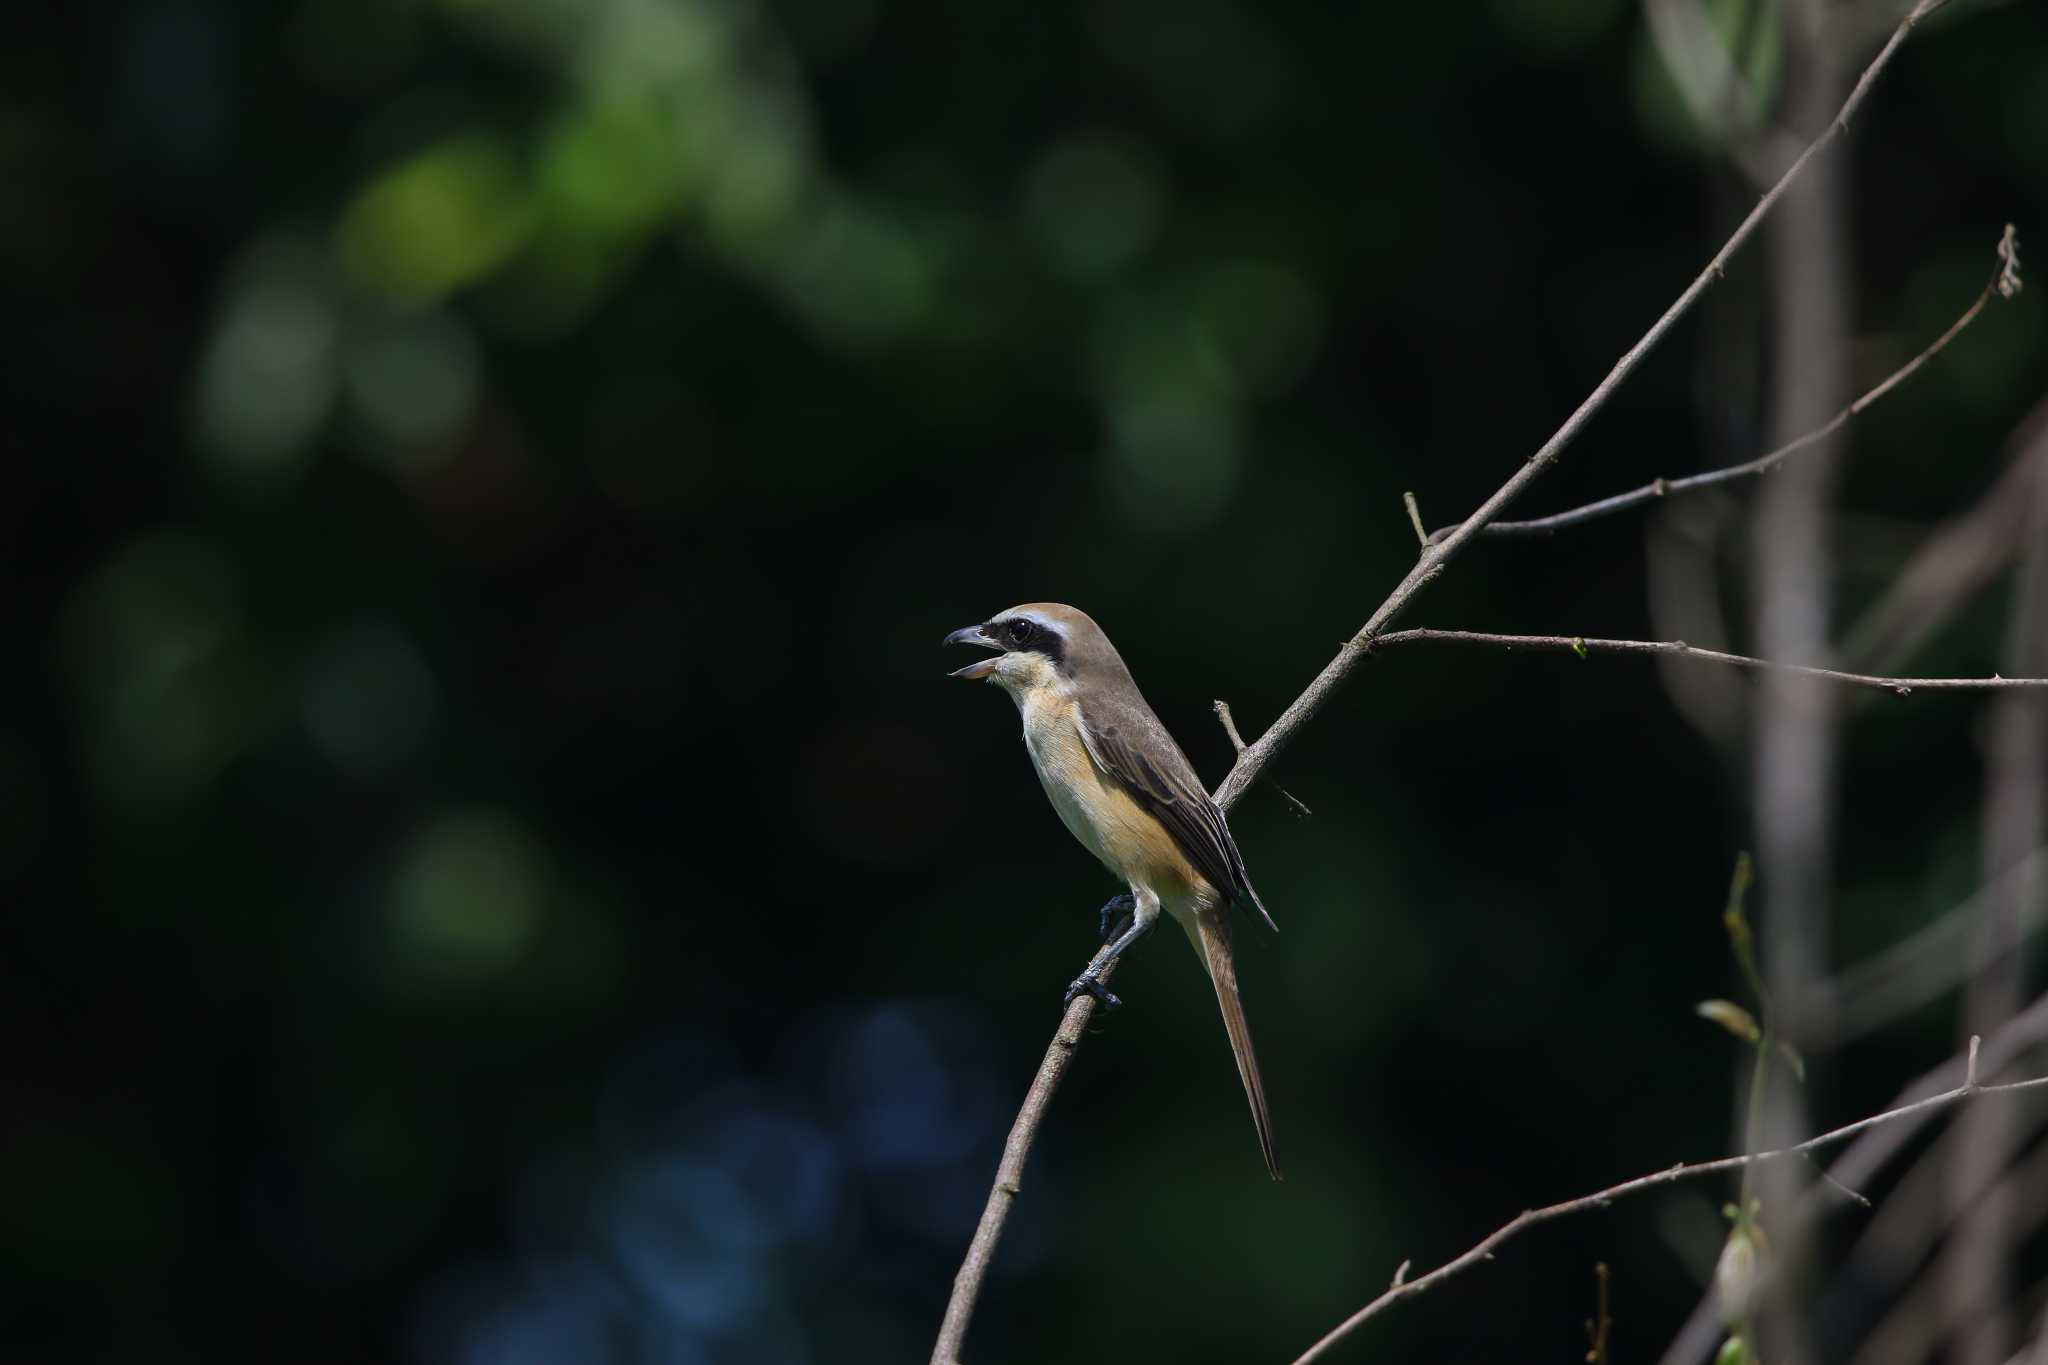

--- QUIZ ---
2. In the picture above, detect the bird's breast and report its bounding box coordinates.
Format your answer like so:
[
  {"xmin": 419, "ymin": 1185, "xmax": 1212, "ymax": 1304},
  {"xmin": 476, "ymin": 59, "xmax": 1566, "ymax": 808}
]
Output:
[{"xmin": 1017, "ymin": 691, "xmax": 1201, "ymax": 899}]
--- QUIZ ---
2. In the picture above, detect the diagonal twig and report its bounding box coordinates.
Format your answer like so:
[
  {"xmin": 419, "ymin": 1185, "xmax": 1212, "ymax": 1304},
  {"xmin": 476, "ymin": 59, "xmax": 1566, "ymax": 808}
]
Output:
[
  {"xmin": 1208, "ymin": 0, "xmax": 1956, "ymax": 815},
  {"xmin": 1427, "ymin": 223, "xmax": 2020, "ymax": 543},
  {"xmin": 928, "ymin": 928, "xmax": 1132, "ymax": 1364},
  {"xmin": 1215, "ymin": 701, "xmax": 1313, "ymax": 818},
  {"xmin": 1654, "ymin": 995, "xmax": 2048, "ymax": 1365},
  {"xmin": 1292, "ymin": 1038, "xmax": 2048, "ymax": 1365}
]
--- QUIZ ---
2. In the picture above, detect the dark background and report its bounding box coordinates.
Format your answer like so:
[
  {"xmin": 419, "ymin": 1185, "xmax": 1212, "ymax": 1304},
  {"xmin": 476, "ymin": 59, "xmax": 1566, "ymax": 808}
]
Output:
[{"xmin": 5, "ymin": 1, "xmax": 2046, "ymax": 1361}]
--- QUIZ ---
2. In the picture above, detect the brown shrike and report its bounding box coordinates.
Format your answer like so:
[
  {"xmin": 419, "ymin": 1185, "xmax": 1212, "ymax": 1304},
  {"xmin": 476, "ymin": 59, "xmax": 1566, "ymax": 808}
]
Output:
[{"xmin": 945, "ymin": 602, "xmax": 1280, "ymax": 1179}]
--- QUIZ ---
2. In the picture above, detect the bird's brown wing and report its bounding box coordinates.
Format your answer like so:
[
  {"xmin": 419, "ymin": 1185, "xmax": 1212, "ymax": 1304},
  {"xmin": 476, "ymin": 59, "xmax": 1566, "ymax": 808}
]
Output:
[{"xmin": 1075, "ymin": 697, "xmax": 1277, "ymax": 931}]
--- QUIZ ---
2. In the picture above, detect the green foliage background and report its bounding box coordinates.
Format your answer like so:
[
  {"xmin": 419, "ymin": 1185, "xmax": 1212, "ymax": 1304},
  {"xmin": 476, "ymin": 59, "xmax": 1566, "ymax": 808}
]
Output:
[{"xmin": 5, "ymin": 0, "xmax": 2047, "ymax": 1360}]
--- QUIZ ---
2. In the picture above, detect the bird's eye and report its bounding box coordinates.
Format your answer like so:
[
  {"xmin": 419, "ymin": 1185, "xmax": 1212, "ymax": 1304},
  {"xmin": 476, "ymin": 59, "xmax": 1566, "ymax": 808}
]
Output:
[{"xmin": 1008, "ymin": 619, "xmax": 1037, "ymax": 646}]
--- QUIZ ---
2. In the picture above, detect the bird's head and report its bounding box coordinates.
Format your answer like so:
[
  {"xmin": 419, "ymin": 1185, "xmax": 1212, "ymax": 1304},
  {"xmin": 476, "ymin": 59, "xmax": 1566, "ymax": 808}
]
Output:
[{"xmin": 943, "ymin": 603, "xmax": 1097, "ymax": 696}]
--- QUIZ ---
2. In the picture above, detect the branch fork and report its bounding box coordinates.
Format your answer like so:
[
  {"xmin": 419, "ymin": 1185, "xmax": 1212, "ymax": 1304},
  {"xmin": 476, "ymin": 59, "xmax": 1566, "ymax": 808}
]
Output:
[{"xmin": 930, "ymin": 5, "xmax": 1998, "ymax": 1360}]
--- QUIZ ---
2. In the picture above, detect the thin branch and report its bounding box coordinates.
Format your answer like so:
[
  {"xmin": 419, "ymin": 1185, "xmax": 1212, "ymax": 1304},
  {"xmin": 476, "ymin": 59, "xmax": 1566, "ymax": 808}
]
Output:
[
  {"xmin": 1854, "ymin": 1133, "xmax": 2048, "ymax": 1365},
  {"xmin": 1369, "ymin": 629, "xmax": 2048, "ymax": 694},
  {"xmin": 930, "ymin": 4, "xmax": 1952, "ymax": 1357},
  {"xmin": 1214, "ymin": 701, "xmax": 1312, "ymax": 818},
  {"xmin": 1654, "ymin": 993, "xmax": 2048, "ymax": 1365},
  {"xmin": 928, "ymin": 928, "xmax": 1129, "ymax": 1365},
  {"xmin": 1427, "ymin": 222, "xmax": 2018, "ymax": 543},
  {"xmin": 1586, "ymin": 1263, "xmax": 1613, "ymax": 1365},
  {"xmin": 1403, "ymin": 491, "xmax": 1429, "ymax": 548},
  {"xmin": 1210, "ymin": 0, "xmax": 1951, "ymax": 814},
  {"xmin": 1214, "ymin": 699, "xmax": 1249, "ymax": 751},
  {"xmin": 1803, "ymin": 1150, "xmax": 1873, "ymax": 1207},
  {"xmin": 1288, "ymin": 1068, "xmax": 2048, "ymax": 1365}
]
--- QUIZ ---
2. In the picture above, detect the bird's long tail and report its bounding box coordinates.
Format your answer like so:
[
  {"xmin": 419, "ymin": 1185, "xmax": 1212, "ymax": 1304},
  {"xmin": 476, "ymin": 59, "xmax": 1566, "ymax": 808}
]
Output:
[{"xmin": 1189, "ymin": 912, "xmax": 1281, "ymax": 1180}]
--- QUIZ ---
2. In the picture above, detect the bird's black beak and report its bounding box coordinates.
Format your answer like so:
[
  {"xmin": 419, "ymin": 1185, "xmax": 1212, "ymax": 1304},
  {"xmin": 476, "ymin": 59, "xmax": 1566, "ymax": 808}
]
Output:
[{"xmin": 943, "ymin": 623, "xmax": 1001, "ymax": 680}]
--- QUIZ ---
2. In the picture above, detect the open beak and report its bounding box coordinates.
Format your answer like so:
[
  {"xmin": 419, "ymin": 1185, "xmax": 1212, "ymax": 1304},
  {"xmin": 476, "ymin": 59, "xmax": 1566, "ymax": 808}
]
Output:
[{"xmin": 943, "ymin": 624, "xmax": 1001, "ymax": 680}]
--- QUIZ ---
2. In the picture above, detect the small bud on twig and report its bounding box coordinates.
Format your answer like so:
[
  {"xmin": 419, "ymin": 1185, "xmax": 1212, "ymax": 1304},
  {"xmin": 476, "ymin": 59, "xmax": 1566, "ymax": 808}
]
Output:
[{"xmin": 1715, "ymin": 1224, "xmax": 1765, "ymax": 1324}]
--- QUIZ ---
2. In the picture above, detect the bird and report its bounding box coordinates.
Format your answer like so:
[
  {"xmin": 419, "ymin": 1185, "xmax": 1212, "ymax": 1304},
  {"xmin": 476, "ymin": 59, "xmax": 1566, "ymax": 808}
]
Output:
[{"xmin": 944, "ymin": 602, "xmax": 1281, "ymax": 1179}]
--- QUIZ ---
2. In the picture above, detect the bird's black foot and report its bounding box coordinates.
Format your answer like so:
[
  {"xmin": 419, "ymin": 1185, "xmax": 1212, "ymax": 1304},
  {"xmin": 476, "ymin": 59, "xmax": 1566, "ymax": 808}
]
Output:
[
  {"xmin": 1097, "ymin": 893, "xmax": 1136, "ymax": 941},
  {"xmin": 1063, "ymin": 972, "xmax": 1122, "ymax": 1011}
]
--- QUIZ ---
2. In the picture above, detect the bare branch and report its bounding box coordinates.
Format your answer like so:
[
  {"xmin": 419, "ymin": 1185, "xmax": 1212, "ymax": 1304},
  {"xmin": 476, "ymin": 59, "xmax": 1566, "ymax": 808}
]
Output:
[
  {"xmin": 928, "ymin": 929, "xmax": 1129, "ymax": 1365},
  {"xmin": 1855, "ymin": 1135, "xmax": 2048, "ymax": 1365},
  {"xmin": 1655, "ymin": 991, "xmax": 2048, "ymax": 1365},
  {"xmin": 1214, "ymin": 701, "xmax": 1312, "ymax": 818},
  {"xmin": 1803, "ymin": 1150, "xmax": 1873, "ymax": 1207},
  {"xmin": 1426, "ymin": 223, "xmax": 2018, "ymax": 543},
  {"xmin": 1586, "ymin": 1263, "xmax": 1613, "ymax": 1365},
  {"xmin": 1210, "ymin": 0, "xmax": 1952, "ymax": 815},
  {"xmin": 931, "ymin": 4, "xmax": 1956, "ymax": 1356},
  {"xmin": 1214, "ymin": 698, "xmax": 1249, "ymax": 752},
  {"xmin": 1369, "ymin": 629, "xmax": 2048, "ymax": 694},
  {"xmin": 1289, "ymin": 1065, "xmax": 2048, "ymax": 1365}
]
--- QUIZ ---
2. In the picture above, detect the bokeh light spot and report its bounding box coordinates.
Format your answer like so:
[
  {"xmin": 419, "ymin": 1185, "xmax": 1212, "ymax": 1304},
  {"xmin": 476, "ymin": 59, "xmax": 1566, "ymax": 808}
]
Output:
[
  {"xmin": 58, "ymin": 529, "xmax": 253, "ymax": 825},
  {"xmin": 337, "ymin": 133, "xmax": 534, "ymax": 306},
  {"xmin": 193, "ymin": 239, "xmax": 339, "ymax": 478},
  {"xmin": 413, "ymin": 1257, "xmax": 635, "ymax": 1365},
  {"xmin": 607, "ymin": 1157, "xmax": 766, "ymax": 1330},
  {"xmin": 825, "ymin": 1004, "xmax": 994, "ymax": 1171},
  {"xmin": 1194, "ymin": 258, "xmax": 1325, "ymax": 397},
  {"xmin": 1084, "ymin": 292, "xmax": 1236, "ymax": 407},
  {"xmin": 343, "ymin": 309, "xmax": 481, "ymax": 460},
  {"xmin": 298, "ymin": 621, "xmax": 437, "ymax": 779},
  {"xmin": 391, "ymin": 810, "xmax": 549, "ymax": 982},
  {"xmin": 573, "ymin": 0, "xmax": 731, "ymax": 95},
  {"xmin": 536, "ymin": 97, "xmax": 689, "ymax": 236},
  {"xmin": 775, "ymin": 197, "xmax": 933, "ymax": 352},
  {"xmin": 1101, "ymin": 392, "xmax": 1244, "ymax": 539},
  {"xmin": 1023, "ymin": 133, "xmax": 1168, "ymax": 280},
  {"xmin": 697, "ymin": 90, "xmax": 814, "ymax": 262}
]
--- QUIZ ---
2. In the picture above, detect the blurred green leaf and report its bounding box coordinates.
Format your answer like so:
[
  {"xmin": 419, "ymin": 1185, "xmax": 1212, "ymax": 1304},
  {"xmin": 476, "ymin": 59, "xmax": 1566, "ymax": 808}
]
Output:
[
  {"xmin": 390, "ymin": 809, "xmax": 550, "ymax": 984},
  {"xmin": 336, "ymin": 133, "xmax": 534, "ymax": 306},
  {"xmin": 1025, "ymin": 134, "xmax": 1169, "ymax": 280},
  {"xmin": 1697, "ymin": 998, "xmax": 1761, "ymax": 1043}
]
